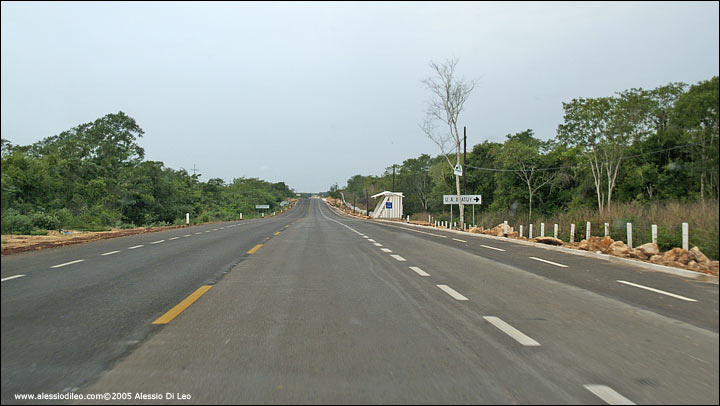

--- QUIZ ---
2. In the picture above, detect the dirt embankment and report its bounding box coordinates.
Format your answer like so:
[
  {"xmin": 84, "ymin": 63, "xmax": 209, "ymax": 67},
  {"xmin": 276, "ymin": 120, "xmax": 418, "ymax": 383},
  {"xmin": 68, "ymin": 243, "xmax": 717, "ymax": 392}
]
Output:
[
  {"xmin": 2, "ymin": 200, "xmax": 299, "ymax": 256},
  {"xmin": 1, "ymin": 226, "xmax": 191, "ymax": 256}
]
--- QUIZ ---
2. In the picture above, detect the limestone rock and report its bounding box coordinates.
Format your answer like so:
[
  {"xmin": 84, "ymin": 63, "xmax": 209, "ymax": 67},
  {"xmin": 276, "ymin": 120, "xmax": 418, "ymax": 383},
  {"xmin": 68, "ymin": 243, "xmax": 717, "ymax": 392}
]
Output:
[
  {"xmin": 578, "ymin": 236, "xmax": 614, "ymax": 253},
  {"xmin": 637, "ymin": 242, "xmax": 659, "ymax": 257},
  {"xmin": 630, "ymin": 248, "xmax": 649, "ymax": 260},
  {"xmin": 533, "ymin": 237, "xmax": 564, "ymax": 246},
  {"xmin": 607, "ymin": 241, "xmax": 630, "ymax": 257},
  {"xmin": 690, "ymin": 246, "xmax": 711, "ymax": 265},
  {"xmin": 663, "ymin": 248, "xmax": 691, "ymax": 265}
]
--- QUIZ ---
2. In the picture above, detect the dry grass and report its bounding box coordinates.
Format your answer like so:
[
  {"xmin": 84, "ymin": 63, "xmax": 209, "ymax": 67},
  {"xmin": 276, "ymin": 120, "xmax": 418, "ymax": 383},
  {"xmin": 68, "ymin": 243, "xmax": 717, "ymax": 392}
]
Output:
[{"xmin": 466, "ymin": 200, "xmax": 719, "ymax": 260}]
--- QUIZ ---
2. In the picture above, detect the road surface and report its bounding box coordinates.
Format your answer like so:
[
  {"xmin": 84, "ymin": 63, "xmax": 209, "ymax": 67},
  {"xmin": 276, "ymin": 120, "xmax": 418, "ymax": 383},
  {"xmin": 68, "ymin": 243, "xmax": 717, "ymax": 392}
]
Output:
[{"xmin": 2, "ymin": 198, "xmax": 718, "ymax": 404}]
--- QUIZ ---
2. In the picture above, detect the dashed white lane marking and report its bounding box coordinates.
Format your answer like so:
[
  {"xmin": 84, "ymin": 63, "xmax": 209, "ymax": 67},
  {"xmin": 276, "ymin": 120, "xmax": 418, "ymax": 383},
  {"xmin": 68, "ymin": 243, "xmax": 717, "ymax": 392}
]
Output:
[
  {"xmin": 376, "ymin": 222, "xmax": 447, "ymax": 238},
  {"xmin": 380, "ymin": 248, "xmax": 393, "ymax": 253},
  {"xmin": 195, "ymin": 232, "xmax": 202, "ymax": 235},
  {"xmin": 452, "ymin": 238, "xmax": 467, "ymax": 243},
  {"xmin": 584, "ymin": 385, "xmax": 635, "ymax": 405},
  {"xmin": 1, "ymin": 274, "xmax": 26, "ymax": 282},
  {"xmin": 528, "ymin": 256, "xmax": 568, "ymax": 268},
  {"xmin": 373, "ymin": 243, "xmax": 383, "ymax": 247},
  {"xmin": 184, "ymin": 234, "xmax": 191, "ymax": 237},
  {"xmin": 409, "ymin": 266, "xmax": 430, "ymax": 276},
  {"xmin": 128, "ymin": 245, "xmax": 144, "ymax": 250},
  {"xmin": 213, "ymin": 228, "xmax": 219, "ymax": 231},
  {"xmin": 150, "ymin": 240, "xmax": 165, "ymax": 244},
  {"xmin": 437, "ymin": 285, "xmax": 468, "ymax": 301},
  {"xmin": 617, "ymin": 280, "xmax": 698, "ymax": 302},
  {"xmin": 480, "ymin": 244, "xmax": 506, "ymax": 252},
  {"xmin": 368, "ymin": 239, "xmax": 376, "ymax": 242},
  {"xmin": 363, "ymin": 236, "xmax": 369, "ymax": 239},
  {"xmin": 51, "ymin": 259, "xmax": 85, "ymax": 268},
  {"xmin": 390, "ymin": 254, "xmax": 406, "ymax": 262},
  {"xmin": 205, "ymin": 230, "xmax": 211, "ymax": 233},
  {"xmin": 169, "ymin": 237, "xmax": 180, "ymax": 240},
  {"xmin": 483, "ymin": 316, "xmax": 541, "ymax": 346},
  {"xmin": 101, "ymin": 250, "xmax": 120, "ymax": 256}
]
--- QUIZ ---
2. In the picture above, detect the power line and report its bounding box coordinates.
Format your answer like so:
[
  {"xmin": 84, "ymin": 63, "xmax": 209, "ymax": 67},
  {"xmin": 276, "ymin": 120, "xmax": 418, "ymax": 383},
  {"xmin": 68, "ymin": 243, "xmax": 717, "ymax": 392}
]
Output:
[{"xmin": 465, "ymin": 139, "xmax": 716, "ymax": 173}]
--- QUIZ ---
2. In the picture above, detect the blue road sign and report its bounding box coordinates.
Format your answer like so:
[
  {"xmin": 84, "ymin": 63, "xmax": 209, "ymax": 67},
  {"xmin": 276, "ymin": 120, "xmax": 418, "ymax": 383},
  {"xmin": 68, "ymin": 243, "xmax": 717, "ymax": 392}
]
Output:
[{"xmin": 386, "ymin": 202, "xmax": 392, "ymax": 209}]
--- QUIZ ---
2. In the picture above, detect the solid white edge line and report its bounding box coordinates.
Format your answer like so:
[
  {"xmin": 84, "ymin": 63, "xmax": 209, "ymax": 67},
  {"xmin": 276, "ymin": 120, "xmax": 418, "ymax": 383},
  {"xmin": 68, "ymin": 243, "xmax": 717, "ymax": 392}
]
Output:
[
  {"xmin": 480, "ymin": 244, "xmax": 506, "ymax": 252},
  {"xmin": 584, "ymin": 385, "xmax": 636, "ymax": 405},
  {"xmin": 50, "ymin": 259, "xmax": 84, "ymax": 268},
  {"xmin": 1, "ymin": 274, "xmax": 26, "ymax": 282},
  {"xmin": 483, "ymin": 316, "xmax": 541, "ymax": 346},
  {"xmin": 437, "ymin": 285, "xmax": 468, "ymax": 300},
  {"xmin": 101, "ymin": 250, "xmax": 120, "ymax": 256},
  {"xmin": 617, "ymin": 280, "xmax": 698, "ymax": 302},
  {"xmin": 529, "ymin": 256, "xmax": 568, "ymax": 268},
  {"xmin": 409, "ymin": 266, "xmax": 430, "ymax": 276},
  {"xmin": 390, "ymin": 254, "xmax": 406, "ymax": 262},
  {"xmin": 380, "ymin": 248, "xmax": 393, "ymax": 253},
  {"xmin": 452, "ymin": 238, "xmax": 467, "ymax": 243}
]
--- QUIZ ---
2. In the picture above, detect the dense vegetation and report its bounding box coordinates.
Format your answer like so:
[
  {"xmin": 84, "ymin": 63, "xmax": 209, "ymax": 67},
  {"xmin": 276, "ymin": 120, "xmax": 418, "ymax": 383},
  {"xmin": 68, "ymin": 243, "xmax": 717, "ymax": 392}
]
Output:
[
  {"xmin": 329, "ymin": 77, "xmax": 719, "ymax": 258},
  {"xmin": 1, "ymin": 112, "xmax": 295, "ymax": 234}
]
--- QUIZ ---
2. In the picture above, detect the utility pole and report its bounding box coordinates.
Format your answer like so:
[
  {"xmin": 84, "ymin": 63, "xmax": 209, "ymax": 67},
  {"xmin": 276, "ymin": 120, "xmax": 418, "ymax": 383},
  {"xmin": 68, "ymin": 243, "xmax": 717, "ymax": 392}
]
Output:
[
  {"xmin": 463, "ymin": 127, "xmax": 467, "ymax": 195},
  {"xmin": 192, "ymin": 164, "xmax": 198, "ymax": 176},
  {"xmin": 365, "ymin": 189, "xmax": 369, "ymax": 216},
  {"xmin": 463, "ymin": 127, "xmax": 467, "ymax": 228},
  {"xmin": 392, "ymin": 164, "xmax": 396, "ymax": 191}
]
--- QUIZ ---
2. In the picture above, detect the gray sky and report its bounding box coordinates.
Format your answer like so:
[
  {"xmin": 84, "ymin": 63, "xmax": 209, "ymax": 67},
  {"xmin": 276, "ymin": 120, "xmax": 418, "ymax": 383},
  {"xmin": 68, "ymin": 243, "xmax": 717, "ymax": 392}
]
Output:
[{"xmin": 2, "ymin": 2, "xmax": 718, "ymax": 192}]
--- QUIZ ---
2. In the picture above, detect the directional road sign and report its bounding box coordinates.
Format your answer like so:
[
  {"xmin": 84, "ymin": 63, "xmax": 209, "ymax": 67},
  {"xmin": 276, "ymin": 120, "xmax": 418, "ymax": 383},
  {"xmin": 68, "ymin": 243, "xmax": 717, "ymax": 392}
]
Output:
[
  {"xmin": 443, "ymin": 195, "xmax": 482, "ymax": 205},
  {"xmin": 255, "ymin": 204, "xmax": 270, "ymax": 209}
]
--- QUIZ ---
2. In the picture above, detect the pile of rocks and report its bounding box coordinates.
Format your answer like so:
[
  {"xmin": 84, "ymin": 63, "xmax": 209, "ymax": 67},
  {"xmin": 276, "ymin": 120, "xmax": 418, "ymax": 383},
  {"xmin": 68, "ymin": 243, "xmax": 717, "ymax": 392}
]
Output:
[
  {"xmin": 472, "ymin": 223, "xmax": 518, "ymax": 238},
  {"xmin": 574, "ymin": 236, "xmax": 718, "ymax": 275}
]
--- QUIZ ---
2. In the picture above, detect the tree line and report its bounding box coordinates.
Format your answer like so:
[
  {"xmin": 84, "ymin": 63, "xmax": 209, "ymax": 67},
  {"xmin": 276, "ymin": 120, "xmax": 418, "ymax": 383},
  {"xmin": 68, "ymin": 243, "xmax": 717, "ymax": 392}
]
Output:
[
  {"xmin": 329, "ymin": 77, "xmax": 718, "ymax": 222},
  {"xmin": 1, "ymin": 112, "xmax": 295, "ymax": 234}
]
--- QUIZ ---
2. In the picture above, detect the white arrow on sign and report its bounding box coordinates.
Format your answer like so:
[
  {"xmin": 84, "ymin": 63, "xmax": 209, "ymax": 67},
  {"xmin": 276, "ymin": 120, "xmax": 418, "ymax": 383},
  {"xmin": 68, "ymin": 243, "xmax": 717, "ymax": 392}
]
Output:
[{"xmin": 443, "ymin": 195, "xmax": 482, "ymax": 205}]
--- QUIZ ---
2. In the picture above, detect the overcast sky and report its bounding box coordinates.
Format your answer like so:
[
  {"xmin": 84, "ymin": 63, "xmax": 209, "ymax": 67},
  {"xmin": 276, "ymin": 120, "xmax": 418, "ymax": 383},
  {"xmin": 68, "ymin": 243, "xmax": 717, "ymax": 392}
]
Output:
[{"xmin": 2, "ymin": 2, "xmax": 718, "ymax": 192}]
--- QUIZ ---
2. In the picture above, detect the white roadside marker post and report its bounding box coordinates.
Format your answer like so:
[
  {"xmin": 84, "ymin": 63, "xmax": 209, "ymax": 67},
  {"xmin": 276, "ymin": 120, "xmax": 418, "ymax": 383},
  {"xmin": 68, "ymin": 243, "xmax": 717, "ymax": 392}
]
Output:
[
  {"xmin": 682, "ymin": 222, "xmax": 689, "ymax": 251},
  {"xmin": 186, "ymin": 213, "xmax": 189, "ymax": 225},
  {"xmin": 519, "ymin": 225, "xmax": 523, "ymax": 238},
  {"xmin": 627, "ymin": 223, "xmax": 633, "ymax": 248},
  {"xmin": 540, "ymin": 223, "xmax": 545, "ymax": 237},
  {"xmin": 652, "ymin": 224, "xmax": 657, "ymax": 245},
  {"xmin": 586, "ymin": 222, "xmax": 591, "ymax": 241},
  {"xmin": 503, "ymin": 221, "xmax": 508, "ymax": 237},
  {"xmin": 554, "ymin": 224, "xmax": 558, "ymax": 239},
  {"xmin": 529, "ymin": 224, "xmax": 533, "ymax": 239},
  {"xmin": 570, "ymin": 223, "xmax": 575, "ymax": 243},
  {"xmin": 605, "ymin": 222, "xmax": 610, "ymax": 237}
]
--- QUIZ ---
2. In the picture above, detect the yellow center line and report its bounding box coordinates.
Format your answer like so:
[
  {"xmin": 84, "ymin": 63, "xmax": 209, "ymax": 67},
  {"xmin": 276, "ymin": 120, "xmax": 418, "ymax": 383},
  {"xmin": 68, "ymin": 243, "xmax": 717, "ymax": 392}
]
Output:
[
  {"xmin": 152, "ymin": 285, "xmax": 213, "ymax": 325},
  {"xmin": 248, "ymin": 244, "xmax": 263, "ymax": 254},
  {"xmin": 274, "ymin": 231, "xmax": 281, "ymax": 235}
]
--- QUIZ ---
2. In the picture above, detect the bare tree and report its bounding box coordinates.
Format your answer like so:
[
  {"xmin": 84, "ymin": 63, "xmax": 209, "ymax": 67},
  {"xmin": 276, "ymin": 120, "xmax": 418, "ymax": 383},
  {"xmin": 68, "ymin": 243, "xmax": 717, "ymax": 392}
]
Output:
[{"xmin": 421, "ymin": 59, "xmax": 476, "ymax": 228}]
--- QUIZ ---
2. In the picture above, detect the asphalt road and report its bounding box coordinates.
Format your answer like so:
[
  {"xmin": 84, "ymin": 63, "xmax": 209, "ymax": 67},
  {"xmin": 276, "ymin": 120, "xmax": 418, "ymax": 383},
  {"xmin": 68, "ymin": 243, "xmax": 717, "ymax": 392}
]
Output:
[{"xmin": 2, "ymin": 198, "xmax": 718, "ymax": 404}]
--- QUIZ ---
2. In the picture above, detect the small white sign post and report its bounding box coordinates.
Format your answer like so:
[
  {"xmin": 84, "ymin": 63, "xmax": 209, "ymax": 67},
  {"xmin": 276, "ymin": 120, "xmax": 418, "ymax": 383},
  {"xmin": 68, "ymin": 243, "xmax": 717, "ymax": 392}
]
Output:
[
  {"xmin": 453, "ymin": 164, "xmax": 463, "ymax": 176},
  {"xmin": 186, "ymin": 213, "xmax": 189, "ymax": 225}
]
